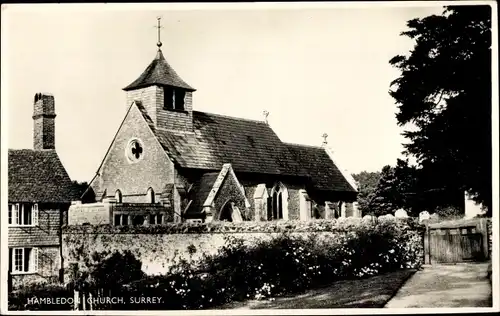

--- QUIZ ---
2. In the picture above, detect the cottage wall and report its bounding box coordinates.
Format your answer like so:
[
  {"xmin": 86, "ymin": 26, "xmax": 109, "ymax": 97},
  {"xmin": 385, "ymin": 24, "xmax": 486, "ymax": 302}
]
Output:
[
  {"xmin": 92, "ymin": 105, "xmax": 175, "ymax": 202},
  {"xmin": 10, "ymin": 246, "xmax": 61, "ymax": 289},
  {"xmin": 8, "ymin": 204, "xmax": 66, "ymax": 289},
  {"xmin": 8, "ymin": 206, "xmax": 63, "ymax": 247}
]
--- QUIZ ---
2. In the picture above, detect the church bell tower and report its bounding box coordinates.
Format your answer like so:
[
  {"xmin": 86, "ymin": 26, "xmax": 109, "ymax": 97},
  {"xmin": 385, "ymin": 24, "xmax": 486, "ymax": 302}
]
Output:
[{"xmin": 123, "ymin": 17, "xmax": 196, "ymax": 133}]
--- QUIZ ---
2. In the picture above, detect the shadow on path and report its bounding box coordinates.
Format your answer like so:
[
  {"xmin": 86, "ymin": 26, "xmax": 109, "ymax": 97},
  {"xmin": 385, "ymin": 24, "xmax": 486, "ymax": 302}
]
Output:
[
  {"xmin": 219, "ymin": 269, "xmax": 415, "ymax": 309},
  {"xmin": 385, "ymin": 262, "xmax": 492, "ymax": 308}
]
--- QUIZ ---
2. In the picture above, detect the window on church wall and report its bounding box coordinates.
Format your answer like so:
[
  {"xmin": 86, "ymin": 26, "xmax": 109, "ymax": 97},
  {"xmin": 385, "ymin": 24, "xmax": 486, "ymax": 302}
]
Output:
[
  {"xmin": 147, "ymin": 188, "xmax": 155, "ymax": 204},
  {"xmin": 115, "ymin": 190, "xmax": 122, "ymax": 203},
  {"xmin": 132, "ymin": 215, "xmax": 145, "ymax": 226},
  {"xmin": 175, "ymin": 90, "xmax": 185, "ymax": 110},
  {"xmin": 268, "ymin": 185, "xmax": 286, "ymax": 221},
  {"xmin": 164, "ymin": 87, "xmax": 174, "ymax": 109},
  {"xmin": 126, "ymin": 138, "xmax": 144, "ymax": 163},
  {"xmin": 163, "ymin": 87, "xmax": 185, "ymax": 111},
  {"xmin": 149, "ymin": 214, "xmax": 163, "ymax": 225}
]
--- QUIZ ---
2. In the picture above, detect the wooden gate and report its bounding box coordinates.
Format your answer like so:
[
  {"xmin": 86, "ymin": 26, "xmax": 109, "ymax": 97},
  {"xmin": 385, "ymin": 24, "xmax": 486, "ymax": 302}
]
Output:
[{"xmin": 428, "ymin": 226, "xmax": 484, "ymax": 263}]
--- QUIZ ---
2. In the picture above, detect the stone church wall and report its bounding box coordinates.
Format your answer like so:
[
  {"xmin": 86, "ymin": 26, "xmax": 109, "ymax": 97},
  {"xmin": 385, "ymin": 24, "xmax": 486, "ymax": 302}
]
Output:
[
  {"xmin": 286, "ymin": 184, "xmax": 302, "ymax": 220},
  {"xmin": 93, "ymin": 104, "xmax": 175, "ymax": 201},
  {"xmin": 211, "ymin": 173, "xmax": 249, "ymax": 220}
]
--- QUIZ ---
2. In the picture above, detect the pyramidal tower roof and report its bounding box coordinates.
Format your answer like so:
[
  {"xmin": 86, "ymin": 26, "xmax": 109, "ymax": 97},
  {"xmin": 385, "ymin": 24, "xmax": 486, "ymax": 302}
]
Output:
[
  {"xmin": 123, "ymin": 49, "xmax": 195, "ymax": 91},
  {"xmin": 123, "ymin": 17, "xmax": 195, "ymax": 92}
]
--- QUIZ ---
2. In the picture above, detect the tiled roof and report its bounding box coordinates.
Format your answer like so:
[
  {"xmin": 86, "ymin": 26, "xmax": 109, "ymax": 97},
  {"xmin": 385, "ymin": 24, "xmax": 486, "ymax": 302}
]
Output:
[
  {"xmin": 123, "ymin": 50, "xmax": 195, "ymax": 91},
  {"xmin": 286, "ymin": 143, "xmax": 357, "ymax": 193},
  {"xmin": 154, "ymin": 111, "xmax": 308, "ymax": 177},
  {"xmin": 133, "ymin": 102, "xmax": 354, "ymax": 193},
  {"xmin": 186, "ymin": 172, "xmax": 219, "ymax": 217},
  {"xmin": 8, "ymin": 149, "xmax": 77, "ymax": 203}
]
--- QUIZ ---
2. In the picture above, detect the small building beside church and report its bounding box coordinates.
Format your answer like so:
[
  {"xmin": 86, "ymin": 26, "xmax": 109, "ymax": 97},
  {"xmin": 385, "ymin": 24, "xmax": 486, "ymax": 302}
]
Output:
[
  {"xmin": 8, "ymin": 93, "xmax": 77, "ymax": 289},
  {"xmin": 73, "ymin": 32, "xmax": 359, "ymax": 225}
]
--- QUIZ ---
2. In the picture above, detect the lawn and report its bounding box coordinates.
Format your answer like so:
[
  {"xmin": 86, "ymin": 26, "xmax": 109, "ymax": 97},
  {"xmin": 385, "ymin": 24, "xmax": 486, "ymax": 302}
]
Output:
[{"xmin": 218, "ymin": 269, "xmax": 416, "ymax": 309}]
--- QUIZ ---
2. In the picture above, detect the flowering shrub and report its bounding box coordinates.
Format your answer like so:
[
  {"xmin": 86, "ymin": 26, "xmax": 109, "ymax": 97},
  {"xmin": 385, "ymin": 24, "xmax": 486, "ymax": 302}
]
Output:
[
  {"xmin": 12, "ymin": 219, "xmax": 424, "ymax": 310},
  {"xmin": 8, "ymin": 282, "xmax": 73, "ymax": 311},
  {"xmin": 122, "ymin": 218, "xmax": 423, "ymax": 309},
  {"xmin": 62, "ymin": 217, "xmax": 419, "ymax": 235}
]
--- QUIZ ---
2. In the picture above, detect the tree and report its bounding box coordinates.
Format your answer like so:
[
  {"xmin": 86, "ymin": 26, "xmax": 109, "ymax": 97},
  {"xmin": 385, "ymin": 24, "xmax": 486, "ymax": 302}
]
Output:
[
  {"xmin": 352, "ymin": 171, "xmax": 381, "ymax": 215},
  {"xmin": 368, "ymin": 159, "xmax": 420, "ymax": 216},
  {"xmin": 72, "ymin": 181, "xmax": 89, "ymax": 198},
  {"xmin": 389, "ymin": 5, "xmax": 492, "ymax": 214}
]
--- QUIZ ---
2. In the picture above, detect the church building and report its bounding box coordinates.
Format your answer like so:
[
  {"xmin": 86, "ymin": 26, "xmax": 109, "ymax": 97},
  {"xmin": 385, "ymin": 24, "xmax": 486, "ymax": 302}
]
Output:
[{"xmin": 76, "ymin": 20, "xmax": 359, "ymax": 225}]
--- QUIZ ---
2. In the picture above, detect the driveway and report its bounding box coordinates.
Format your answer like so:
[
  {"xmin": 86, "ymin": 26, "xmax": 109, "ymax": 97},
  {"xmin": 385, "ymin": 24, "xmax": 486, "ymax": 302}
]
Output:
[{"xmin": 385, "ymin": 262, "xmax": 492, "ymax": 308}]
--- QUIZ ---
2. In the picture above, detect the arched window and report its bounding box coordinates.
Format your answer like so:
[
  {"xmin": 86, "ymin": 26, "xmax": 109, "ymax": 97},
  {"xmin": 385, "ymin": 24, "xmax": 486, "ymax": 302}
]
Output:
[
  {"xmin": 115, "ymin": 190, "xmax": 122, "ymax": 203},
  {"xmin": 267, "ymin": 183, "xmax": 288, "ymax": 220},
  {"xmin": 147, "ymin": 188, "xmax": 155, "ymax": 204}
]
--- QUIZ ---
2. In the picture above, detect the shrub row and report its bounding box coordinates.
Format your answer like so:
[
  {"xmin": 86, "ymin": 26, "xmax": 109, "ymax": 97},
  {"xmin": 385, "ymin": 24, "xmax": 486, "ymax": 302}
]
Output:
[
  {"xmin": 11, "ymin": 219, "xmax": 424, "ymax": 311},
  {"xmin": 62, "ymin": 217, "xmax": 423, "ymax": 235},
  {"xmin": 120, "ymin": 220, "xmax": 423, "ymax": 309}
]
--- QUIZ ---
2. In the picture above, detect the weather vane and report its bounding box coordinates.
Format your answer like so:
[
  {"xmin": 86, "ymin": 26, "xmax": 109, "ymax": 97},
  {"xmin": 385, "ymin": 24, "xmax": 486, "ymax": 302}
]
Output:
[{"xmin": 155, "ymin": 16, "xmax": 164, "ymax": 49}]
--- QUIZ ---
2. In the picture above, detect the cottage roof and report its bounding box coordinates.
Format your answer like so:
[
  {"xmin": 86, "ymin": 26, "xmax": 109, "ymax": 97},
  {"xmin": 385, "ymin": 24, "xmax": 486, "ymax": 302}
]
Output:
[
  {"xmin": 286, "ymin": 143, "xmax": 357, "ymax": 192},
  {"xmin": 123, "ymin": 50, "xmax": 195, "ymax": 91},
  {"xmin": 8, "ymin": 149, "xmax": 77, "ymax": 203}
]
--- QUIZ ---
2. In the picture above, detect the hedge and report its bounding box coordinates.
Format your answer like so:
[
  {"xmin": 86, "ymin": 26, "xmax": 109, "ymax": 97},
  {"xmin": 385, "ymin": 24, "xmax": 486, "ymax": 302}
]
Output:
[
  {"xmin": 62, "ymin": 217, "xmax": 423, "ymax": 235},
  {"xmin": 12, "ymin": 218, "xmax": 425, "ymax": 311}
]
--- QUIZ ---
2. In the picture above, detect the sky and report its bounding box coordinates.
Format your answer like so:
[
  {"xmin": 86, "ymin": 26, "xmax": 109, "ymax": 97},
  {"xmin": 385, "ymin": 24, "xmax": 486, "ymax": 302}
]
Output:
[{"xmin": 2, "ymin": 3, "xmax": 446, "ymax": 182}]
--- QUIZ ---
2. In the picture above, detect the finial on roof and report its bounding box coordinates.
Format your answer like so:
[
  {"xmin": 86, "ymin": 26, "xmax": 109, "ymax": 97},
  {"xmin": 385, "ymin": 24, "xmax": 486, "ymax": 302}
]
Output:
[
  {"xmin": 155, "ymin": 16, "xmax": 163, "ymax": 50},
  {"xmin": 263, "ymin": 110, "xmax": 269, "ymax": 125},
  {"xmin": 322, "ymin": 133, "xmax": 328, "ymax": 146}
]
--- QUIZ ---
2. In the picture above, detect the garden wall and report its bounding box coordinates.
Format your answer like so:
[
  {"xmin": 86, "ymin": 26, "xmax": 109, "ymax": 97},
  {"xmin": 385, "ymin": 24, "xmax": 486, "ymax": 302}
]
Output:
[{"xmin": 61, "ymin": 219, "xmax": 424, "ymax": 281}]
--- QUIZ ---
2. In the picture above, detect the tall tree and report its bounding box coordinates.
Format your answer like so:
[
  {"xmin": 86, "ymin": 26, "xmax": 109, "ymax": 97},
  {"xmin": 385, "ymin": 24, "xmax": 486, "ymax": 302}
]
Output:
[
  {"xmin": 368, "ymin": 159, "xmax": 421, "ymax": 216},
  {"xmin": 352, "ymin": 171, "xmax": 381, "ymax": 215},
  {"xmin": 389, "ymin": 5, "xmax": 492, "ymax": 213}
]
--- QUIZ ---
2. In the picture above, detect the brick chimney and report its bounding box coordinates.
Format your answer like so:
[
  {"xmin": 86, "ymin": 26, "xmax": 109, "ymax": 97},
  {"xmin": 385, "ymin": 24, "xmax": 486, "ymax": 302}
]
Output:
[{"xmin": 33, "ymin": 93, "xmax": 56, "ymax": 150}]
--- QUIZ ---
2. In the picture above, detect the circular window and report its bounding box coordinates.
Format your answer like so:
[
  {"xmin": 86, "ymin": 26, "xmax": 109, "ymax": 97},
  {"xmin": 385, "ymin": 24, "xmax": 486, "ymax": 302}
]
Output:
[{"xmin": 126, "ymin": 138, "xmax": 144, "ymax": 163}]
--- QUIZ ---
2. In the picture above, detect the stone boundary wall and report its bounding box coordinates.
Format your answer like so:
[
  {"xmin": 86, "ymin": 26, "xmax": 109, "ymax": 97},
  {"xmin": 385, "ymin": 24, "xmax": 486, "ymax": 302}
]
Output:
[{"xmin": 61, "ymin": 218, "xmax": 424, "ymax": 280}]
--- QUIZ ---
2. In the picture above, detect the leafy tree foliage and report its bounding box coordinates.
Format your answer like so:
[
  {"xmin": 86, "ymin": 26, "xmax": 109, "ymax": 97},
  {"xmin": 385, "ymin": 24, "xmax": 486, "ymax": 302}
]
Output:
[
  {"xmin": 368, "ymin": 159, "xmax": 418, "ymax": 216},
  {"xmin": 389, "ymin": 5, "xmax": 492, "ymax": 214},
  {"xmin": 352, "ymin": 171, "xmax": 381, "ymax": 215},
  {"xmin": 369, "ymin": 159, "xmax": 465, "ymax": 217}
]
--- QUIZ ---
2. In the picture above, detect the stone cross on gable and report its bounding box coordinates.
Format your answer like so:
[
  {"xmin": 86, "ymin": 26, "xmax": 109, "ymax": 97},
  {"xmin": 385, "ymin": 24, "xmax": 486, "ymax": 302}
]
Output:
[
  {"xmin": 322, "ymin": 133, "xmax": 328, "ymax": 146},
  {"xmin": 263, "ymin": 110, "xmax": 269, "ymax": 125}
]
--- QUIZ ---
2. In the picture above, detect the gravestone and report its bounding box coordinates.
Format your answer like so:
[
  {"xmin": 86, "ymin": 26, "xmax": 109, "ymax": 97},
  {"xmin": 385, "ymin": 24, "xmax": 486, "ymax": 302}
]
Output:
[
  {"xmin": 395, "ymin": 209, "xmax": 408, "ymax": 218},
  {"xmin": 429, "ymin": 213, "xmax": 440, "ymax": 221},
  {"xmin": 419, "ymin": 211, "xmax": 430, "ymax": 222},
  {"xmin": 362, "ymin": 215, "xmax": 375, "ymax": 222},
  {"xmin": 379, "ymin": 214, "xmax": 395, "ymax": 221}
]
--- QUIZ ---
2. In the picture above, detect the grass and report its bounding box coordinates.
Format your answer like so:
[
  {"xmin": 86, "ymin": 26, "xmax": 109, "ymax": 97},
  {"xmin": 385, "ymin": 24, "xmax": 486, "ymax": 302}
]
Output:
[{"xmin": 218, "ymin": 269, "xmax": 416, "ymax": 309}]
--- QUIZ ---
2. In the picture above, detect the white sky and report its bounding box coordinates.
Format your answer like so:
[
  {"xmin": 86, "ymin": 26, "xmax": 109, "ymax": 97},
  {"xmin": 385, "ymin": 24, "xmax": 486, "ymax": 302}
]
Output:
[{"xmin": 2, "ymin": 3, "xmax": 446, "ymax": 182}]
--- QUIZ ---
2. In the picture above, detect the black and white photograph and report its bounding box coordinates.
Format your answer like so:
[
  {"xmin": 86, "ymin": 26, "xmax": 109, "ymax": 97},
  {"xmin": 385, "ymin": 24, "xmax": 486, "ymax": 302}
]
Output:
[{"xmin": 1, "ymin": 1, "xmax": 498, "ymax": 313}]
